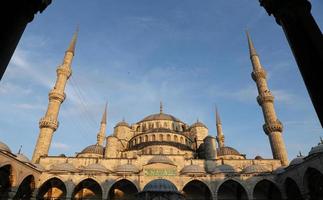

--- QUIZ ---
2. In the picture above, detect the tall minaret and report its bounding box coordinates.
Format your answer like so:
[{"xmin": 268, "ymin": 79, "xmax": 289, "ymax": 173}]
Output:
[
  {"xmin": 97, "ymin": 103, "xmax": 107, "ymax": 146},
  {"xmin": 247, "ymin": 32, "xmax": 288, "ymax": 166},
  {"xmin": 215, "ymin": 107, "xmax": 225, "ymax": 148},
  {"xmin": 32, "ymin": 30, "xmax": 78, "ymax": 163}
]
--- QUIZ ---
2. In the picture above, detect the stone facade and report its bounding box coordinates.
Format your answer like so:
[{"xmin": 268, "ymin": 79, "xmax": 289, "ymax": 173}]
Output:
[{"xmin": 1, "ymin": 31, "xmax": 322, "ymax": 200}]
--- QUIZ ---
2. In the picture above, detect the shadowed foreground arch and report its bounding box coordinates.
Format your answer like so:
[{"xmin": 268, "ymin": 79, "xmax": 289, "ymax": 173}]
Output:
[
  {"xmin": 107, "ymin": 179, "xmax": 138, "ymax": 200},
  {"xmin": 285, "ymin": 177, "xmax": 303, "ymax": 200},
  {"xmin": 217, "ymin": 180, "xmax": 248, "ymax": 200},
  {"xmin": 0, "ymin": 165, "xmax": 12, "ymax": 200},
  {"xmin": 253, "ymin": 180, "xmax": 281, "ymax": 200},
  {"xmin": 304, "ymin": 167, "xmax": 323, "ymax": 200},
  {"xmin": 182, "ymin": 180, "xmax": 212, "ymax": 200},
  {"xmin": 72, "ymin": 178, "xmax": 102, "ymax": 200},
  {"xmin": 36, "ymin": 177, "xmax": 66, "ymax": 200},
  {"xmin": 13, "ymin": 175, "xmax": 35, "ymax": 200}
]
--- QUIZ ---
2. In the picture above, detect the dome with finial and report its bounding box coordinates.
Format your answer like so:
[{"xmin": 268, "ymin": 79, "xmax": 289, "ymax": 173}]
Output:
[
  {"xmin": 50, "ymin": 162, "xmax": 76, "ymax": 172},
  {"xmin": 309, "ymin": 137, "xmax": 323, "ymax": 155},
  {"xmin": 16, "ymin": 153, "xmax": 31, "ymax": 163},
  {"xmin": 242, "ymin": 164, "xmax": 271, "ymax": 174},
  {"xmin": 79, "ymin": 144, "xmax": 104, "ymax": 155},
  {"xmin": 143, "ymin": 179, "xmax": 178, "ymax": 192},
  {"xmin": 138, "ymin": 102, "xmax": 183, "ymax": 123},
  {"xmin": 217, "ymin": 146, "xmax": 241, "ymax": 156},
  {"xmin": 0, "ymin": 141, "xmax": 11, "ymax": 153},
  {"xmin": 148, "ymin": 155, "xmax": 174, "ymax": 165},
  {"xmin": 115, "ymin": 119, "xmax": 130, "ymax": 128},
  {"xmin": 82, "ymin": 163, "xmax": 110, "ymax": 173},
  {"xmin": 212, "ymin": 164, "xmax": 237, "ymax": 174},
  {"xmin": 181, "ymin": 164, "xmax": 205, "ymax": 174},
  {"xmin": 190, "ymin": 119, "xmax": 207, "ymax": 128}
]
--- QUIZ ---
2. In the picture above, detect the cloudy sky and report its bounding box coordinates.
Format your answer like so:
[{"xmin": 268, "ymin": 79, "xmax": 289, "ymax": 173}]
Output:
[{"xmin": 0, "ymin": 0, "xmax": 322, "ymax": 161}]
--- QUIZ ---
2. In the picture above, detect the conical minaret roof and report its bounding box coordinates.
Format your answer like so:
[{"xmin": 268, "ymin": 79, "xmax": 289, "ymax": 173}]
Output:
[
  {"xmin": 66, "ymin": 27, "xmax": 79, "ymax": 54},
  {"xmin": 246, "ymin": 30, "xmax": 258, "ymax": 57}
]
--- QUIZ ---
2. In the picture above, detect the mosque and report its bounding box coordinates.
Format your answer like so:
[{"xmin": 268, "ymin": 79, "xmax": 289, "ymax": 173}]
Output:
[{"xmin": 0, "ymin": 30, "xmax": 323, "ymax": 200}]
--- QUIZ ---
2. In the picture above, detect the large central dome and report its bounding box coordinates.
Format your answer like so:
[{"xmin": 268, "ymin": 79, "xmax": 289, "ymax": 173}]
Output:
[{"xmin": 139, "ymin": 113, "xmax": 182, "ymax": 123}]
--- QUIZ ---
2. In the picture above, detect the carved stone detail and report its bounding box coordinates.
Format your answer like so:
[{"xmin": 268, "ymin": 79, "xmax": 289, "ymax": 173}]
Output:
[
  {"xmin": 56, "ymin": 66, "xmax": 72, "ymax": 78},
  {"xmin": 39, "ymin": 117, "xmax": 59, "ymax": 130},
  {"xmin": 257, "ymin": 91, "xmax": 274, "ymax": 105},
  {"xmin": 263, "ymin": 120, "xmax": 283, "ymax": 135},
  {"xmin": 49, "ymin": 89, "xmax": 66, "ymax": 102},
  {"xmin": 251, "ymin": 69, "xmax": 267, "ymax": 81}
]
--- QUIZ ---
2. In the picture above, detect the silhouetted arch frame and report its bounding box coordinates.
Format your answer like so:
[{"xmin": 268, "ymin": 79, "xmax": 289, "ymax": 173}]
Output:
[
  {"xmin": 216, "ymin": 178, "xmax": 249, "ymax": 200},
  {"xmin": 72, "ymin": 178, "xmax": 103, "ymax": 200},
  {"xmin": 253, "ymin": 179, "xmax": 282, "ymax": 200},
  {"xmin": 36, "ymin": 177, "xmax": 67, "ymax": 200},
  {"xmin": 182, "ymin": 179, "xmax": 213, "ymax": 200},
  {"xmin": 303, "ymin": 167, "xmax": 323, "ymax": 200},
  {"xmin": 107, "ymin": 178, "xmax": 139, "ymax": 200}
]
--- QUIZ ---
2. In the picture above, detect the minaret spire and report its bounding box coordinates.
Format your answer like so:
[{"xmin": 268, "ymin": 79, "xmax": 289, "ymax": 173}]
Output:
[
  {"xmin": 215, "ymin": 106, "xmax": 225, "ymax": 148},
  {"xmin": 67, "ymin": 26, "xmax": 79, "ymax": 54},
  {"xmin": 97, "ymin": 103, "xmax": 107, "ymax": 146},
  {"xmin": 32, "ymin": 29, "xmax": 78, "ymax": 163},
  {"xmin": 160, "ymin": 101, "xmax": 163, "ymax": 114},
  {"xmin": 247, "ymin": 32, "xmax": 288, "ymax": 166}
]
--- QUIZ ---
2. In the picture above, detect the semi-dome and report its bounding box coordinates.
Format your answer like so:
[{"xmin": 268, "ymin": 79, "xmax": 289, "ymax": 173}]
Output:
[
  {"xmin": 242, "ymin": 164, "xmax": 270, "ymax": 174},
  {"xmin": 83, "ymin": 163, "xmax": 109, "ymax": 173},
  {"xmin": 50, "ymin": 163, "xmax": 76, "ymax": 172},
  {"xmin": 190, "ymin": 121, "xmax": 207, "ymax": 128},
  {"xmin": 16, "ymin": 153, "xmax": 31, "ymax": 163},
  {"xmin": 148, "ymin": 155, "xmax": 174, "ymax": 165},
  {"xmin": 217, "ymin": 146, "xmax": 241, "ymax": 156},
  {"xmin": 212, "ymin": 164, "xmax": 236, "ymax": 174},
  {"xmin": 140, "ymin": 113, "xmax": 182, "ymax": 123},
  {"xmin": 115, "ymin": 164, "xmax": 139, "ymax": 173},
  {"xmin": 143, "ymin": 179, "xmax": 178, "ymax": 192},
  {"xmin": 80, "ymin": 144, "xmax": 104, "ymax": 155},
  {"xmin": 289, "ymin": 156, "xmax": 304, "ymax": 166},
  {"xmin": 309, "ymin": 141, "xmax": 323, "ymax": 155},
  {"xmin": 0, "ymin": 141, "xmax": 11, "ymax": 153},
  {"xmin": 181, "ymin": 164, "xmax": 205, "ymax": 174}
]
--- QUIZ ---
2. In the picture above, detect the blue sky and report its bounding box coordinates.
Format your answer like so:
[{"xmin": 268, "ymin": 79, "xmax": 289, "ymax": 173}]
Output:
[{"xmin": 0, "ymin": 0, "xmax": 322, "ymax": 161}]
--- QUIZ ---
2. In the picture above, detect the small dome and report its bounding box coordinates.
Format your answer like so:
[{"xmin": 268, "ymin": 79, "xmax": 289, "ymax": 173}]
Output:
[
  {"xmin": 140, "ymin": 113, "xmax": 182, "ymax": 123},
  {"xmin": 50, "ymin": 163, "xmax": 76, "ymax": 172},
  {"xmin": 255, "ymin": 155, "xmax": 263, "ymax": 160},
  {"xmin": 217, "ymin": 147, "xmax": 241, "ymax": 156},
  {"xmin": 191, "ymin": 121, "xmax": 207, "ymax": 129},
  {"xmin": 0, "ymin": 141, "xmax": 11, "ymax": 153},
  {"xmin": 148, "ymin": 155, "xmax": 174, "ymax": 165},
  {"xmin": 115, "ymin": 121, "xmax": 130, "ymax": 128},
  {"xmin": 212, "ymin": 164, "xmax": 236, "ymax": 174},
  {"xmin": 242, "ymin": 164, "xmax": 270, "ymax": 174},
  {"xmin": 143, "ymin": 179, "xmax": 178, "ymax": 192},
  {"xmin": 289, "ymin": 156, "xmax": 304, "ymax": 166},
  {"xmin": 273, "ymin": 166, "xmax": 285, "ymax": 175},
  {"xmin": 80, "ymin": 144, "xmax": 104, "ymax": 155},
  {"xmin": 309, "ymin": 142, "xmax": 323, "ymax": 155},
  {"xmin": 83, "ymin": 163, "xmax": 109, "ymax": 173},
  {"xmin": 16, "ymin": 153, "xmax": 31, "ymax": 163},
  {"xmin": 181, "ymin": 165, "xmax": 205, "ymax": 174},
  {"xmin": 115, "ymin": 164, "xmax": 139, "ymax": 173}
]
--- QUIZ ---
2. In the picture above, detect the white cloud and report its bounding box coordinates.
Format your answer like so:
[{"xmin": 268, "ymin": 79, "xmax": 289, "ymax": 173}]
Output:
[{"xmin": 52, "ymin": 142, "xmax": 70, "ymax": 150}]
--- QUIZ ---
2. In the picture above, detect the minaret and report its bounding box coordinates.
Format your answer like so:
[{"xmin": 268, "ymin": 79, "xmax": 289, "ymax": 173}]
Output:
[
  {"xmin": 160, "ymin": 101, "xmax": 163, "ymax": 114},
  {"xmin": 215, "ymin": 107, "xmax": 225, "ymax": 148},
  {"xmin": 97, "ymin": 103, "xmax": 107, "ymax": 146},
  {"xmin": 247, "ymin": 31, "xmax": 288, "ymax": 166},
  {"xmin": 32, "ymin": 29, "xmax": 78, "ymax": 163}
]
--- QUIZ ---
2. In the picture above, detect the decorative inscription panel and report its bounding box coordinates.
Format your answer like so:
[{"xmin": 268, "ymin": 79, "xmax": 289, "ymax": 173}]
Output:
[{"xmin": 144, "ymin": 168, "xmax": 177, "ymax": 176}]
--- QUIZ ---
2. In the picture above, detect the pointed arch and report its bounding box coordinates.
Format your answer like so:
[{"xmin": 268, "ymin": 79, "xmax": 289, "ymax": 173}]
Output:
[
  {"xmin": 13, "ymin": 175, "xmax": 35, "ymax": 200},
  {"xmin": 107, "ymin": 179, "xmax": 138, "ymax": 200},
  {"xmin": 182, "ymin": 179, "xmax": 212, "ymax": 200},
  {"xmin": 253, "ymin": 179, "xmax": 281, "ymax": 200},
  {"xmin": 36, "ymin": 177, "xmax": 66, "ymax": 200},
  {"xmin": 217, "ymin": 179, "xmax": 248, "ymax": 200},
  {"xmin": 284, "ymin": 177, "xmax": 303, "ymax": 200},
  {"xmin": 72, "ymin": 178, "xmax": 102, "ymax": 200},
  {"xmin": 0, "ymin": 164, "xmax": 12, "ymax": 199},
  {"xmin": 303, "ymin": 167, "xmax": 323, "ymax": 200}
]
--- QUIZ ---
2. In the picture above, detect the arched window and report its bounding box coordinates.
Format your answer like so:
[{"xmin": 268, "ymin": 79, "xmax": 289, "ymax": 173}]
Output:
[
  {"xmin": 145, "ymin": 135, "xmax": 148, "ymax": 142},
  {"xmin": 159, "ymin": 134, "xmax": 164, "ymax": 141},
  {"xmin": 174, "ymin": 135, "xmax": 178, "ymax": 142},
  {"xmin": 156, "ymin": 122, "xmax": 160, "ymax": 128},
  {"xmin": 180, "ymin": 137, "xmax": 184, "ymax": 144},
  {"xmin": 139, "ymin": 137, "xmax": 142, "ymax": 143},
  {"xmin": 164, "ymin": 122, "xmax": 168, "ymax": 128},
  {"xmin": 136, "ymin": 126, "xmax": 140, "ymax": 132},
  {"xmin": 159, "ymin": 147, "xmax": 163, "ymax": 154},
  {"xmin": 152, "ymin": 135, "xmax": 156, "ymax": 141},
  {"xmin": 142, "ymin": 124, "xmax": 146, "ymax": 131},
  {"xmin": 149, "ymin": 148, "xmax": 152, "ymax": 154},
  {"xmin": 167, "ymin": 134, "xmax": 171, "ymax": 141}
]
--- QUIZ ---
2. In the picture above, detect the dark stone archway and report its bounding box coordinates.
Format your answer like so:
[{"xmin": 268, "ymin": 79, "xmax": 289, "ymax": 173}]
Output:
[
  {"xmin": 36, "ymin": 177, "xmax": 66, "ymax": 200},
  {"xmin": 217, "ymin": 180, "xmax": 248, "ymax": 200},
  {"xmin": 183, "ymin": 180, "xmax": 212, "ymax": 200},
  {"xmin": 13, "ymin": 175, "xmax": 35, "ymax": 200},
  {"xmin": 0, "ymin": 165, "xmax": 12, "ymax": 200},
  {"xmin": 107, "ymin": 179, "xmax": 138, "ymax": 200},
  {"xmin": 304, "ymin": 167, "xmax": 323, "ymax": 200},
  {"xmin": 253, "ymin": 180, "xmax": 281, "ymax": 200},
  {"xmin": 72, "ymin": 178, "xmax": 102, "ymax": 200},
  {"xmin": 285, "ymin": 177, "xmax": 304, "ymax": 200}
]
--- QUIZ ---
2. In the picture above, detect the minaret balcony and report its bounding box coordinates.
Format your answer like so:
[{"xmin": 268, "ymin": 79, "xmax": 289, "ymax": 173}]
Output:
[
  {"xmin": 257, "ymin": 92, "xmax": 274, "ymax": 105},
  {"xmin": 49, "ymin": 89, "xmax": 66, "ymax": 102},
  {"xmin": 263, "ymin": 120, "xmax": 283, "ymax": 135},
  {"xmin": 56, "ymin": 66, "xmax": 72, "ymax": 78},
  {"xmin": 251, "ymin": 69, "xmax": 267, "ymax": 81},
  {"xmin": 39, "ymin": 117, "xmax": 59, "ymax": 130}
]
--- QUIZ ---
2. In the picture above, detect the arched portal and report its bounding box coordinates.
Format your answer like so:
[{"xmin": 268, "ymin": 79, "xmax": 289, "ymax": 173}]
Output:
[
  {"xmin": 183, "ymin": 180, "xmax": 212, "ymax": 200},
  {"xmin": 217, "ymin": 180, "xmax": 248, "ymax": 200},
  {"xmin": 13, "ymin": 175, "xmax": 35, "ymax": 200},
  {"xmin": 285, "ymin": 178, "xmax": 303, "ymax": 200},
  {"xmin": 107, "ymin": 179, "xmax": 138, "ymax": 200},
  {"xmin": 304, "ymin": 167, "xmax": 323, "ymax": 200},
  {"xmin": 253, "ymin": 180, "xmax": 281, "ymax": 200},
  {"xmin": 36, "ymin": 177, "xmax": 66, "ymax": 200},
  {"xmin": 0, "ymin": 164, "xmax": 12, "ymax": 200},
  {"xmin": 72, "ymin": 178, "xmax": 102, "ymax": 200}
]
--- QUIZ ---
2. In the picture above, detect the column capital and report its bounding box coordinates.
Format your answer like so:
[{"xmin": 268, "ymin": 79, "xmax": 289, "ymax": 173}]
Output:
[
  {"xmin": 49, "ymin": 89, "xmax": 66, "ymax": 103},
  {"xmin": 257, "ymin": 91, "xmax": 274, "ymax": 105},
  {"xmin": 251, "ymin": 69, "xmax": 267, "ymax": 81}
]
